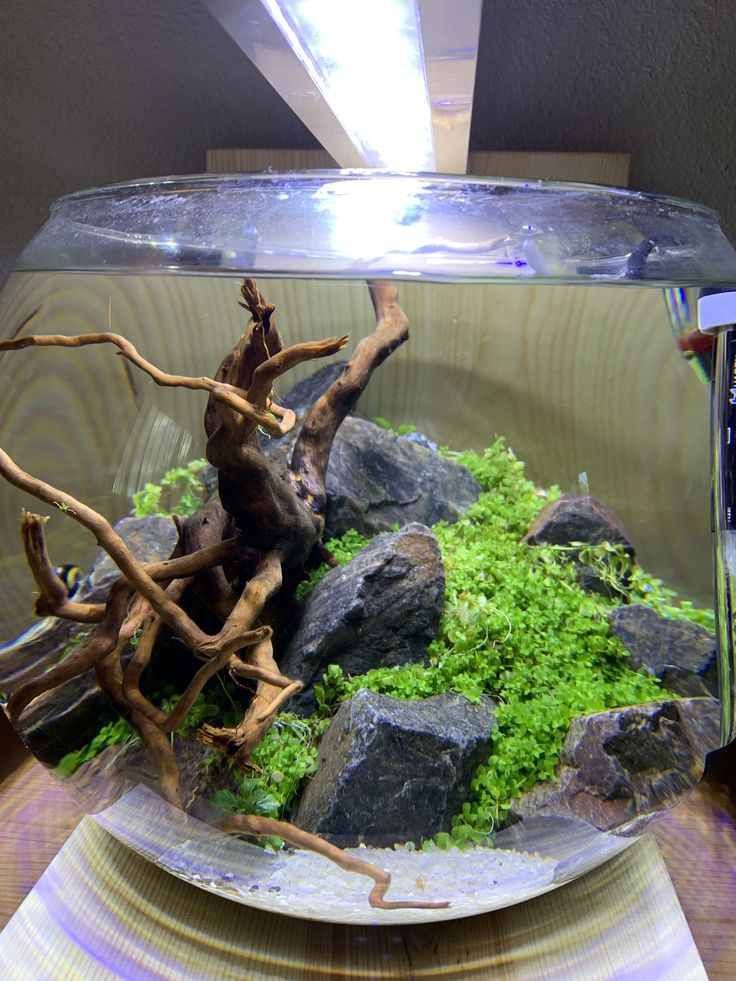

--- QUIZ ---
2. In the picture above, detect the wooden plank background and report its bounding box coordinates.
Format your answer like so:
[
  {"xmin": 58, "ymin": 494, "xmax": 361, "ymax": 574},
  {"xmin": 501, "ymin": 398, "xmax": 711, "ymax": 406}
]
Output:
[
  {"xmin": 0, "ymin": 805, "xmax": 708, "ymax": 979},
  {"xmin": 206, "ymin": 148, "xmax": 631, "ymax": 186},
  {"xmin": 2, "ymin": 751, "xmax": 735, "ymax": 977}
]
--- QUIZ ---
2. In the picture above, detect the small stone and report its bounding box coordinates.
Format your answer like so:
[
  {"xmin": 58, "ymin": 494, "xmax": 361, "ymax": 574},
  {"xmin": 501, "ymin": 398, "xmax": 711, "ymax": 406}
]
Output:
[
  {"xmin": 523, "ymin": 494, "xmax": 635, "ymax": 596},
  {"xmin": 510, "ymin": 697, "xmax": 720, "ymax": 832},
  {"xmin": 609, "ymin": 604, "xmax": 718, "ymax": 697},
  {"xmin": 523, "ymin": 494, "xmax": 633, "ymax": 551}
]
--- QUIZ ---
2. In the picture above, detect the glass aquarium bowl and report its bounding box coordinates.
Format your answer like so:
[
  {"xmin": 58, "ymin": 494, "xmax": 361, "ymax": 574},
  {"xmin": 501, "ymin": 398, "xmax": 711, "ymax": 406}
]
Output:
[{"xmin": 1, "ymin": 171, "xmax": 735, "ymax": 924}]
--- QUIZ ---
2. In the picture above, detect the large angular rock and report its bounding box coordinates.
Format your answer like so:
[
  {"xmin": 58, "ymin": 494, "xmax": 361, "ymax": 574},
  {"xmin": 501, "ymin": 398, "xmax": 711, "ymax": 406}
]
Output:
[
  {"xmin": 279, "ymin": 524, "xmax": 444, "ymax": 715},
  {"xmin": 609, "ymin": 604, "xmax": 718, "ymax": 697},
  {"xmin": 523, "ymin": 494, "xmax": 635, "ymax": 595},
  {"xmin": 510, "ymin": 697, "xmax": 720, "ymax": 833},
  {"xmin": 268, "ymin": 416, "xmax": 481, "ymax": 539},
  {"xmin": 279, "ymin": 361, "xmax": 348, "ymax": 419},
  {"xmin": 322, "ymin": 417, "xmax": 481, "ymax": 538},
  {"xmin": 294, "ymin": 689, "xmax": 496, "ymax": 846},
  {"xmin": 262, "ymin": 364, "xmax": 481, "ymax": 537}
]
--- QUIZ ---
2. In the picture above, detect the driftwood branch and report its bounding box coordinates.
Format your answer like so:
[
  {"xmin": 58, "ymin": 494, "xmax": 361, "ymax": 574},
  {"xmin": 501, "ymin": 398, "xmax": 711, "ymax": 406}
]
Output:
[
  {"xmin": 215, "ymin": 813, "xmax": 449, "ymax": 910},
  {"xmin": 289, "ymin": 281, "xmax": 409, "ymax": 514},
  {"xmin": 0, "ymin": 331, "xmax": 287, "ymax": 437},
  {"xmin": 0, "ymin": 277, "xmax": 444, "ymax": 909},
  {"xmin": 21, "ymin": 510, "xmax": 104, "ymax": 623},
  {"xmin": 0, "ymin": 449, "xmax": 270, "ymax": 661}
]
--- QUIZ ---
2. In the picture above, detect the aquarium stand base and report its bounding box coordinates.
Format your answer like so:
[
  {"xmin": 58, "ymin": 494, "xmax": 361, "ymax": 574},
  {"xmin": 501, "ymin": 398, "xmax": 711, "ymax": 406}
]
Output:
[{"xmin": 0, "ymin": 817, "xmax": 705, "ymax": 979}]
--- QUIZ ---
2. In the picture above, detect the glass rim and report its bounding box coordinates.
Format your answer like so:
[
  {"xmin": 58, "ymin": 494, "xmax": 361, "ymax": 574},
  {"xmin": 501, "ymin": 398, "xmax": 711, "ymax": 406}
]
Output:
[
  {"xmin": 51, "ymin": 169, "xmax": 723, "ymax": 221},
  {"xmin": 17, "ymin": 169, "xmax": 736, "ymax": 287}
]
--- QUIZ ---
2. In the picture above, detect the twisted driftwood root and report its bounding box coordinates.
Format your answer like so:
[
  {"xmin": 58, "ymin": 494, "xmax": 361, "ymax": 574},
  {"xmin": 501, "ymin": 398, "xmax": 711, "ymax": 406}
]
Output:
[
  {"xmin": 0, "ymin": 278, "xmax": 435, "ymax": 908},
  {"xmin": 215, "ymin": 814, "xmax": 449, "ymax": 910}
]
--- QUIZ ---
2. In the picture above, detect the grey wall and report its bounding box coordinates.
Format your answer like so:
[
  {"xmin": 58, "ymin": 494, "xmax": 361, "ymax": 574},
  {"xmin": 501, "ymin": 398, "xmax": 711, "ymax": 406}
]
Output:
[
  {"xmin": 470, "ymin": 0, "xmax": 736, "ymax": 222},
  {"xmin": 1, "ymin": 0, "xmax": 735, "ymax": 282}
]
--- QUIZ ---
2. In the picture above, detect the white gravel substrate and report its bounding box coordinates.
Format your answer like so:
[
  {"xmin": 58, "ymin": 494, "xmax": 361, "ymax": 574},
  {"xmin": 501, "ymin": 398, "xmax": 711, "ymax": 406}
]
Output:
[
  {"xmin": 97, "ymin": 786, "xmax": 559, "ymax": 924},
  {"xmin": 199, "ymin": 843, "xmax": 558, "ymax": 924}
]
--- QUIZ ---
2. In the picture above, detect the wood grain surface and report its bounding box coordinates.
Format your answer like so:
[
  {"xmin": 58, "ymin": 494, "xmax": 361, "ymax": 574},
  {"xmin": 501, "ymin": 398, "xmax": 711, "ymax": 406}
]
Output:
[
  {"xmin": 0, "ymin": 740, "xmax": 736, "ymax": 981},
  {"xmin": 205, "ymin": 149, "xmax": 631, "ymax": 188},
  {"xmin": 0, "ymin": 734, "xmax": 735, "ymax": 978}
]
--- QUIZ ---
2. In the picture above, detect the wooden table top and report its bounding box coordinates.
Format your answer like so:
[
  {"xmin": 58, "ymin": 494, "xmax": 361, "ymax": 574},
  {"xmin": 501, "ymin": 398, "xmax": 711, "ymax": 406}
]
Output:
[{"xmin": 1, "ymin": 715, "xmax": 735, "ymax": 979}]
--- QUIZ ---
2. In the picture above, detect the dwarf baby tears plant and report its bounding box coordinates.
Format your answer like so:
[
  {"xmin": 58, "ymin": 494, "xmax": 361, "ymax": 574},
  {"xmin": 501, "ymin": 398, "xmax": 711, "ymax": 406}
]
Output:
[{"xmin": 210, "ymin": 711, "xmax": 330, "ymax": 839}]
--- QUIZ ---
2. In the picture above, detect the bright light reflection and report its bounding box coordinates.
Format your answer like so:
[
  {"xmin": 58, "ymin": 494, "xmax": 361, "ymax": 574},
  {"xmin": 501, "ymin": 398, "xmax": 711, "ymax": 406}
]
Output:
[
  {"xmin": 314, "ymin": 178, "xmax": 427, "ymax": 259},
  {"xmin": 261, "ymin": 0, "xmax": 435, "ymax": 170}
]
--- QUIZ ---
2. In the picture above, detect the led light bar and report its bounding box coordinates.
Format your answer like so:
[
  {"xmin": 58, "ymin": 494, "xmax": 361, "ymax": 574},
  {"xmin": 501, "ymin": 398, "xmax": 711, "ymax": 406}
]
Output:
[{"xmin": 204, "ymin": 0, "xmax": 481, "ymax": 172}]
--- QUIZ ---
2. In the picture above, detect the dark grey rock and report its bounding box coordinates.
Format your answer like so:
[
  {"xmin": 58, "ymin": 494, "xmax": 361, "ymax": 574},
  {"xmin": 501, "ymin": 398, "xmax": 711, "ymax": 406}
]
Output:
[
  {"xmin": 609, "ymin": 604, "xmax": 718, "ymax": 697},
  {"xmin": 323, "ymin": 417, "xmax": 481, "ymax": 538},
  {"xmin": 510, "ymin": 697, "xmax": 720, "ymax": 833},
  {"xmin": 260, "ymin": 361, "xmax": 349, "ymax": 464},
  {"xmin": 294, "ymin": 689, "xmax": 496, "ymax": 846},
  {"xmin": 80, "ymin": 515, "xmax": 179, "ymax": 603},
  {"xmin": 15, "ymin": 677, "xmax": 119, "ymax": 767},
  {"xmin": 266, "ymin": 415, "xmax": 481, "ymax": 539},
  {"xmin": 202, "ymin": 463, "xmax": 219, "ymax": 495},
  {"xmin": 523, "ymin": 494, "xmax": 635, "ymax": 595},
  {"xmin": 523, "ymin": 494, "xmax": 633, "ymax": 551},
  {"xmin": 279, "ymin": 524, "xmax": 444, "ymax": 715},
  {"xmin": 676, "ymin": 695, "xmax": 722, "ymax": 755},
  {"xmin": 262, "ymin": 363, "xmax": 480, "ymax": 536}
]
